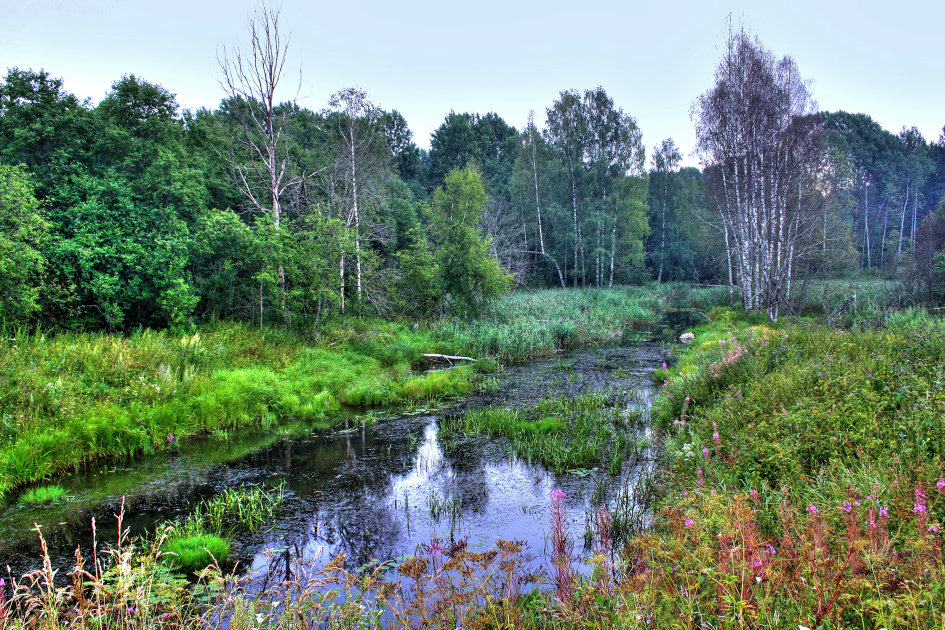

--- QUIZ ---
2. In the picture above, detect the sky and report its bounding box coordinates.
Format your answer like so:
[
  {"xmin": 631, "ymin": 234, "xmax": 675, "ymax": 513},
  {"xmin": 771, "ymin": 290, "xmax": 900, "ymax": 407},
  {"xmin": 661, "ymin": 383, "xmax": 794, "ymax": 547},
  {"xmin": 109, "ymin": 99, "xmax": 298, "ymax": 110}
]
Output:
[{"xmin": 3, "ymin": 0, "xmax": 943, "ymax": 167}]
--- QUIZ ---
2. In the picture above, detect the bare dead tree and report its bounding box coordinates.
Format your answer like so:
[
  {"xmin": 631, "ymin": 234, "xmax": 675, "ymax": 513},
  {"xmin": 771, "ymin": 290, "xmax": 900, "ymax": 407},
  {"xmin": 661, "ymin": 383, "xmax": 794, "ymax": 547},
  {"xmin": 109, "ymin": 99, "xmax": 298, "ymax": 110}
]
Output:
[
  {"xmin": 218, "ymin": 3, "xmax": 304, "ymax": 327},
  {"xmin": 693, "ymin": 23, "xmax": 824, "ymax": 320}
]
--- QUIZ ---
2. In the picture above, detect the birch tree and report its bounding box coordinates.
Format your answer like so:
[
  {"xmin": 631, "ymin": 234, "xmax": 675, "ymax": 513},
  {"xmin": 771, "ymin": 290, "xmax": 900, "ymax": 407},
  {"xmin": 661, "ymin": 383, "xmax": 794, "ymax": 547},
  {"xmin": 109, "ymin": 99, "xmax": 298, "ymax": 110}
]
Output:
[
  {"xmin": 545, "ymin": 90, "xmax": 588, "ymax": 287},
  {"xmin": 327, "ymin": 87, "xmax": 386, "ymax": 313},
  {"xmin": 694, "ymin": 24, "xmax": 823, "ymax": 320}
]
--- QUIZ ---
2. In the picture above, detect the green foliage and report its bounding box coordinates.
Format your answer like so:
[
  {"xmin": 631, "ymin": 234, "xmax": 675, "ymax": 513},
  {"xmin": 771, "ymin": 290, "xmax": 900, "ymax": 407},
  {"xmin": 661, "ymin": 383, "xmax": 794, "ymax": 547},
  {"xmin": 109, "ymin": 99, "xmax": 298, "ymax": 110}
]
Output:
[
  {"xmin": 18, "ymin": 484, "xmax": 67, "ymax": 505},
  {"xmin": 0, "ymin": 164, "xmax": 48, "ymax": 325},
  {"xmin": 429, "ymin": 166, "xmax": 512, "ymax": 316}
]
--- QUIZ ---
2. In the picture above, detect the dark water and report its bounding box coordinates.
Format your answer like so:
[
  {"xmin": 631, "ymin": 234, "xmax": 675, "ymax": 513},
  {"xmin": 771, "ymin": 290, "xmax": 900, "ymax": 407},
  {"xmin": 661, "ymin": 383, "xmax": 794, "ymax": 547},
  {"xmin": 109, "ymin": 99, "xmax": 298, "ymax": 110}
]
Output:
[{"xmin": 0, "ymin": 343, "xmax": 670, "ymax": 583}]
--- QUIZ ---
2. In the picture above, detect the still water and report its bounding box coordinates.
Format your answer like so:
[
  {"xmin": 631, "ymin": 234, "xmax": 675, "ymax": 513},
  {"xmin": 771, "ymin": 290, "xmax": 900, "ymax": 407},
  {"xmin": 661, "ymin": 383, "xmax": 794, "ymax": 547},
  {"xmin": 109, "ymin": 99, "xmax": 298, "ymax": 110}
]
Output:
[{"xmin": 0, "ymin": 343, "xmax": 666, "ymax": 583}]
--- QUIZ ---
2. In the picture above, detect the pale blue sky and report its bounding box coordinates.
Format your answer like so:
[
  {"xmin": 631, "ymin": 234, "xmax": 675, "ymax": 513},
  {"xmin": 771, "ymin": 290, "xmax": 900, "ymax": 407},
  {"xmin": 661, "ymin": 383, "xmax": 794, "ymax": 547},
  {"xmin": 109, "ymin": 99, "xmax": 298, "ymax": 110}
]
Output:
[{"xmin": 3, "ymin": 0, "xmax": 943, "ymax": 165}]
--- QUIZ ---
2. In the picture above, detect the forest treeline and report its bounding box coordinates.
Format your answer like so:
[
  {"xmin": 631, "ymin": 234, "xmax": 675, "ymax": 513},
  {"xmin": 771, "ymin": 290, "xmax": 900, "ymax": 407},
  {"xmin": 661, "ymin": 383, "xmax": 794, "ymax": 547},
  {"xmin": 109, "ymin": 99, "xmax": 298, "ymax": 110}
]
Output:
[{"xmin": 1, "ymin": 52, "xmax": 945, "ymax": 331}]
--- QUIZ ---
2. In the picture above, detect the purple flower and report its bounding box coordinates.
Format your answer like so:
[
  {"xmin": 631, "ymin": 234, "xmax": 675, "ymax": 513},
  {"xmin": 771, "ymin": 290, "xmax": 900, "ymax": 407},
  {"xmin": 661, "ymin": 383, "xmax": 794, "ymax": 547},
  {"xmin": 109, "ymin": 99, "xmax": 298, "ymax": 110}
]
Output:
[
  {"xmin": 683, "ymin": 491, "xmax": 689, "ymax": 497},
  {"xmin": 712, "ymin": 432, "xmax": 720, "ymax": 442},
  {"xmin": 937, "ymin": 478, "xmax": 945, "ymax": 493},
  {"xmin": 929, "ymin": 525, "xmax": 940, "ymax": 534},
  {"xmin": 685, "ymin": 519, "xmax": 693, "ymax": 528},
  {"xmin": 550, "ymin": 489, "xmax": 566, "ymax": 501},
  {"xmin": 841, "ymin": 501, "xmax": 852, "ymax": 513},
  {"xmin": 685, "ymin": 396, "xmax": 690, "ymax": 402},
  {"xmin": 167, "ymin": 434, "xmax": 176, "ymax": 443},
  {"xmin": 764, "ymin": 545, "xmax": 776, "ymax": 555},
  {"xmin": 879, "ymin": 506, "xmax": 889, "ymax": 518},
  {"xmin": 806, "ymin": 504, "xmax": 819, "ymax": 515},
  {"xmin": 662, "ymin": 362, "xmax": 667, "ymax": 369},
  {"xmin": 702, "ymin": 447, "xmax": 709, "ymax": 456},
  {"xmin": 749, "ymin": 489, "xmax": 758, "ymax": 499}
]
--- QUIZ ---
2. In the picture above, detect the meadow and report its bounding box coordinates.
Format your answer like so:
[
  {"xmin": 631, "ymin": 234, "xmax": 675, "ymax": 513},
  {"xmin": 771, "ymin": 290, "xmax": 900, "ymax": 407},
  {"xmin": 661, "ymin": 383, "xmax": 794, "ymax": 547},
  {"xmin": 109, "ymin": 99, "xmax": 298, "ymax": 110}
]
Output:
[{"xmin": 6, "ymin": 282, "xmax": 941, "ymax": 628}]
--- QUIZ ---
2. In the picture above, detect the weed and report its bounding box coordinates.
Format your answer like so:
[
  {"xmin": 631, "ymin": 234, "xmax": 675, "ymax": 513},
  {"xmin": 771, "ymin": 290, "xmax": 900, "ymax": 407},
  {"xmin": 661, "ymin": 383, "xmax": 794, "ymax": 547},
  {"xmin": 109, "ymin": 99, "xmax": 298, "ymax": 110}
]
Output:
[{"xmin": 18, "ymin": 484, "xmax": 68, "ymax": 506}]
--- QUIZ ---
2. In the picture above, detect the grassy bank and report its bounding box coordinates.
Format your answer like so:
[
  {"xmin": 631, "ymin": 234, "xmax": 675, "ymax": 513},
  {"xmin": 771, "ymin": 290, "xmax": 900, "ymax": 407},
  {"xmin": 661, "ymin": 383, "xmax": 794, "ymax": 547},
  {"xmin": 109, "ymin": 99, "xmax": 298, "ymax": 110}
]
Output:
[
  {"xmin": 622, "ymin": 308, "xmax": 945, "ymax": 628},
  {"xmin": 0, "ymin": 320, "xmax": 475, "ymax": 496},
  {"xmin": 0, "ymin": 284, "xmax": 728, "ymax": 497},
  {"xmin": 436, "ymin": 283, "xmax": 729, "ymax": 362}
]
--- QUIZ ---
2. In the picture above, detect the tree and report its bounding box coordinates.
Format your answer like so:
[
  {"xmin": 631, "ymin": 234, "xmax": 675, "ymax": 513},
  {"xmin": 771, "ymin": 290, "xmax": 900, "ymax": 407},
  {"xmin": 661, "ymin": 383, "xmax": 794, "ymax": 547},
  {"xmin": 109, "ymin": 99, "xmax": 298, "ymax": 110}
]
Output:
[
  {"xmin": 326, "ymin": 87, "xmax": 388, "ymax": 313},
  {"xmin": 581, "ymin": 86, "xmax": 645, "ymax": 287},
  {"xmin": 545, "ymin": 90, "xmax": 587, "ymax": 287},
  {"xmin": 0, "ymin": 164, "xmax": 48, "ymax": 325},
  {"xmin": 648, "ymin": 139, "xmax": 682, "ymax": 283},
  {"xmin": 694, "ymin": 24, "xmax": 823, "ymax": 319},
  {"xmin": 428, "ymin": 166, "xmax": 511, "ymax": 316},
  {"xmin": 218, "ymin": 3, "xmax": 302, "ymax": 326},
  {"xmin": 510, "ymin": 111, "xmax": 566, "ymax": 287}
]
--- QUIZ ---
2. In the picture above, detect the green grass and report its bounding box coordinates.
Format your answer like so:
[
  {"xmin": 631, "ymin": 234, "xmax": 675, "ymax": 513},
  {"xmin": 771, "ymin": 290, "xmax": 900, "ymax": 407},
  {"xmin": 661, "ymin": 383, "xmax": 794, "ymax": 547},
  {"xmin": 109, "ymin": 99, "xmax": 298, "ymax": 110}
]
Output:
[
  {"xmin": 629, "ymin": 307, "xmax": 945, "ymax": 627},
  {"xmin": 163, "ymin": 534, "xmax": 230, "ymax": 572},
  {"xmin": 18, "ymin": 484, "xmax": 67, "ymax": 506},
  {"xmin": 0, "ymin": 321, "xmax": 473, "ymax": 496},
  {"xmin": 0, "ymin": 284, "xmax": 721, "ymax": 496},
  {"xmin": 442, "ymin": 392, "xmax": 646, "ymax": 473},
  {"xmin": 434, "ymin": 284, "xmax": 729, "ymax": 363}
]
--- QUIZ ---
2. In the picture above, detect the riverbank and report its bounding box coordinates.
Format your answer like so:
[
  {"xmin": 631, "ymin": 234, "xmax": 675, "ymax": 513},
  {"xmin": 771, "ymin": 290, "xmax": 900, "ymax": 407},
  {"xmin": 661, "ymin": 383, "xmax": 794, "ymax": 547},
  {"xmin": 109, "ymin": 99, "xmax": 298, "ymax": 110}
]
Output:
[
  {"xmin": 617, "ymin": 307, "xmax": 945, "ymax": 628},
  {"xmin": 0, "ymin": 284, "xmax": 725, "ymax": 498}
]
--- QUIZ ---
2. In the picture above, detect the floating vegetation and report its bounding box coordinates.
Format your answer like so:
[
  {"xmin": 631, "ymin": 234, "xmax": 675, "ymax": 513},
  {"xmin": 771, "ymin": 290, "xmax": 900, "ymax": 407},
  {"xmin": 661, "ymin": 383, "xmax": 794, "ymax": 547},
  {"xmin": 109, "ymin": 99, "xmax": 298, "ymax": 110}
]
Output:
[{"xmin": 18, "ymin": 484, "xmax": 68, "ymax": 506}]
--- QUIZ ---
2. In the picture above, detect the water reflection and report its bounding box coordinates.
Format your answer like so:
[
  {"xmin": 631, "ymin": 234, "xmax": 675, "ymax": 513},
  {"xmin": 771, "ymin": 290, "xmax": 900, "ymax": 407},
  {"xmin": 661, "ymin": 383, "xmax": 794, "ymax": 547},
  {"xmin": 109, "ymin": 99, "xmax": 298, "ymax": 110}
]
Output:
[{"xmin": 0, "ymin": 344, "xmax": 667, "ymax": 584}]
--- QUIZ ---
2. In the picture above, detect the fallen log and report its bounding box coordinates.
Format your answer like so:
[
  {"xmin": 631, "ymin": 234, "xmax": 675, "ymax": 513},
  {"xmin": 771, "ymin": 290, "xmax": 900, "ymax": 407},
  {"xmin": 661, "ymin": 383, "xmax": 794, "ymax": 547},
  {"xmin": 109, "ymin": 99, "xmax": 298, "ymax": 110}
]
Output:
[{"xmin": 421, "ymin": 353, "xmax": 477, "ymax": 364}]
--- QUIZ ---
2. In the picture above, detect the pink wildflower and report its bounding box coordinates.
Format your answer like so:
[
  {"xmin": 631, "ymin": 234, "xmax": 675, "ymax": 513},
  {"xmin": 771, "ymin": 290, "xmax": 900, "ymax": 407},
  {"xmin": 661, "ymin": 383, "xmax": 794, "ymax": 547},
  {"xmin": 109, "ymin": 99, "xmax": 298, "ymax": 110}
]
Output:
[
  {"xmin": 806, "ymin": 504, "xmax": 819, "ymax": 515},
  {"xmin": 685, "ymin": 519, "xmax": 693, "ymax": 528}
]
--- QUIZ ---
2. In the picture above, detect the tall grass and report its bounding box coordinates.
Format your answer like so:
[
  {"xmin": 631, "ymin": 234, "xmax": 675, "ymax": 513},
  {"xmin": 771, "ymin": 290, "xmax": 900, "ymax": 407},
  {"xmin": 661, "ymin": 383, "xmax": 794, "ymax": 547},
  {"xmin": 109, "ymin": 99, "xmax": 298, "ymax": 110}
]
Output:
[
  {"xmin": 442, "ymin": 392, "xmax": 647, "ymax": 473},
  {"xmin": 632, "ymin": 308, "xmax": 945, "ymax": 627},
  {"xmin": 435, "ymin": 284, "xmax": 729, "ymax": 363},
  {"xmin": 0, "ymin": 321, "xmax": 473, "ymax": 496}
]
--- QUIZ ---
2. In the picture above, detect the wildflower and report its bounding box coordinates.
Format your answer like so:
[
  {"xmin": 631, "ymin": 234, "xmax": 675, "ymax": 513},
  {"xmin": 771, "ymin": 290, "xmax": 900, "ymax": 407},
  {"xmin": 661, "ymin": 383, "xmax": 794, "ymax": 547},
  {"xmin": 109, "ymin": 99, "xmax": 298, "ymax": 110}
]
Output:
[
  {"xmin": 712, "ymin": 432, "xmax": 720, "ymax": 443},
  {"xmin": 550, "ymin": 489, "xmax": 566, "ymax": 501},
  {"xmin": 711, "ymin": 489, "xmax": 717, "ymax": 495},
  {"xmin": 806, "ymin": 504, "xmax": 819, "ymax": 515},
  {"xmin": 167, "ymin": 434, "xmax": 175, "ymax": 443},
  {"xmin": 937, "ymin": 478, "xmax": 945, "ymax": 494},
  {"xmin": 764, "ymin": 545, "xmax": 776, "ymax": 555},
  {"xmin": 712, "ymin": 422, "xmax": 717, "ymax": 429},
  {"xmin": 929, "ymin": 525, "xmax": 940, "ymax": 534},
  {"xmin": 914, "ymin": 487, "xmax": 927, "ymax": 514},
  {"xmin": 685, "ymin": 396, "xmax": 690, "ymax": 402},
  {"xmin": 685, "ymin": 519, "xmax": 693, "ymax": 528},
  {"xmin": 879, "ymin": 506, "xmax": 889, "ymax": 518},
  {"xmin": 683, "ymin": 491, "xmax": 689, "ymax": 497},
  {"xmin": 702, "ymin": 447, "xmax": 709, "ymax": 456},
  {"xmin": 751, "ymin": 560, "xmax": 762, "ymax": 569},
  {"xmin": 841, "ymin": 500, "xmax": 852, "ymax": 513}
]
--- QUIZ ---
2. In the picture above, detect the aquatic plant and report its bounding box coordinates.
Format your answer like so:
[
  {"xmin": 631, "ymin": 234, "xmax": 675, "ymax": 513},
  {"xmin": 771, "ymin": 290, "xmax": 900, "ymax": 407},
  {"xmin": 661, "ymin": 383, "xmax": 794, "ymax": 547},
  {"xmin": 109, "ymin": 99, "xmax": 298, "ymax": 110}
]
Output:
[
  {"xmin": 163, "ymin": 534, "xmax": 230, "ymax": 573},
  {"xmin": 18, "ymin": 484, "xmax": 67, "ymax": 506}
]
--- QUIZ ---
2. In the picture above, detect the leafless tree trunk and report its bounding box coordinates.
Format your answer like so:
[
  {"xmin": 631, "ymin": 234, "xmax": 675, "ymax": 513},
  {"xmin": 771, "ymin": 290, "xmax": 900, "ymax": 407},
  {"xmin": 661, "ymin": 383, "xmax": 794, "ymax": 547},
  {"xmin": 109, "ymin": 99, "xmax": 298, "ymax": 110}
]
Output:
[{"xmin": 218, "ymin": 3, "xmax": 304, "ymax": 327}]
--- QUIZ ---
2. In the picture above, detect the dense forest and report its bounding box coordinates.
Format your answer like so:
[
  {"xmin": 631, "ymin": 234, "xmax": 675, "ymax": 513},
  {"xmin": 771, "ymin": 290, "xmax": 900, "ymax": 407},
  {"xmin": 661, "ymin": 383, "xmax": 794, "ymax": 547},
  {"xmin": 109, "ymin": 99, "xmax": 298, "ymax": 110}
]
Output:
[{"xmin": 1, "ymin": 15, "xmax": 945, "ymax": 333}]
